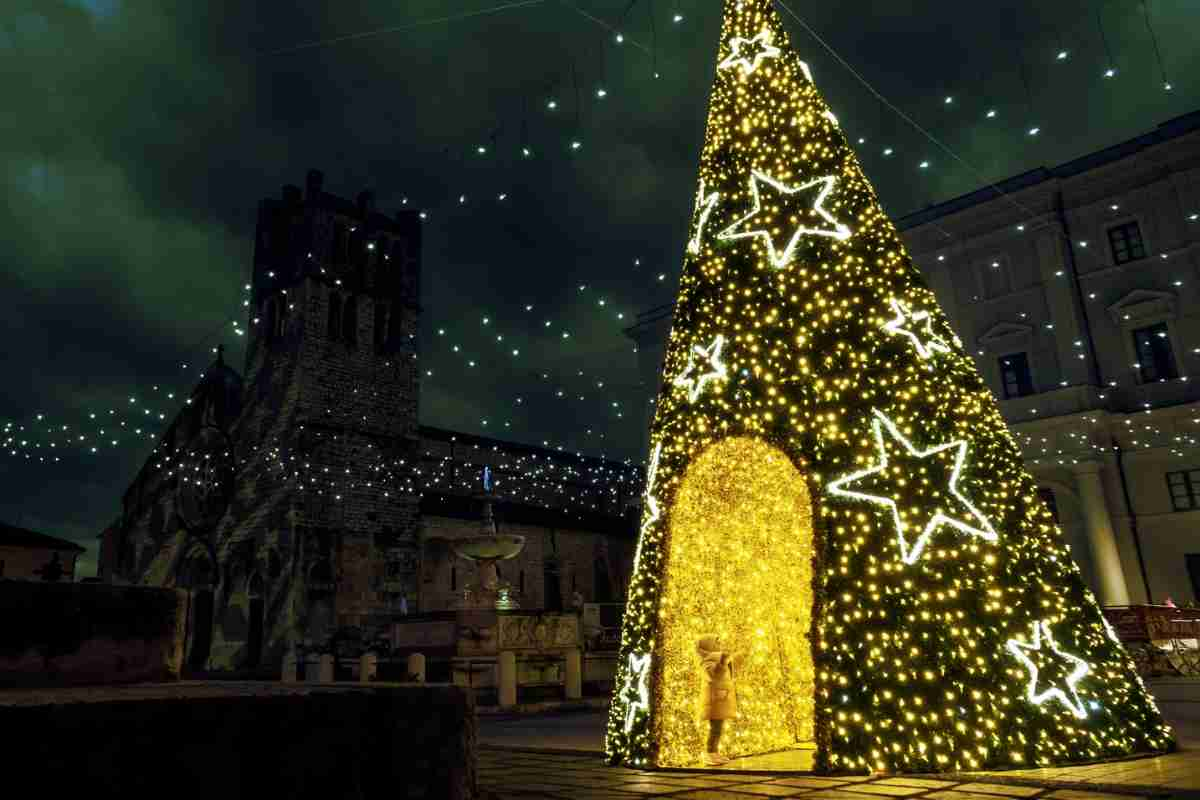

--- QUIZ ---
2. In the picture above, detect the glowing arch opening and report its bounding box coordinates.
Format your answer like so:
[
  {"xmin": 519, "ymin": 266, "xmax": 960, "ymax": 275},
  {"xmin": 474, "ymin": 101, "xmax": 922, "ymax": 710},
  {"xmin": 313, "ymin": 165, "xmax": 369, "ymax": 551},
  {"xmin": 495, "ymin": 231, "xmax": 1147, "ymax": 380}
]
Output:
[{"xmin": 654, "ymin": 436, "xmax": 816, "ymax": 767}]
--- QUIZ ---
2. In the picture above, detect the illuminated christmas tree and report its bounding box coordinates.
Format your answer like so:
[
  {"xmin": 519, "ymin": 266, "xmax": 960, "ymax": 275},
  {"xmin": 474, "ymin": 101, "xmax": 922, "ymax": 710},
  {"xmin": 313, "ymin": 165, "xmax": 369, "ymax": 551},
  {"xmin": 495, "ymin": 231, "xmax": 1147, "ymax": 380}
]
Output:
[{"xmin": 606, "ymin": 0, "xmax": 1172, "ymax": 773}]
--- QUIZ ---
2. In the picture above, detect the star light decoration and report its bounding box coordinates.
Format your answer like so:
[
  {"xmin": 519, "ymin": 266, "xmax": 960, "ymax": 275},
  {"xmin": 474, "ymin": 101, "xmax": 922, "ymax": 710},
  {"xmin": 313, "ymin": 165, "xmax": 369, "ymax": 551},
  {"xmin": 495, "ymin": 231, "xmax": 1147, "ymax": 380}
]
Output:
[
  {"xmin": 623, "ymin": 651, "xmax": 653, "ymax": 732},
  {"xmin": 883, "ymin": 298, "xmax": 952, "ymax": 359},
  {"xmin": 827, "ymin": 409, "xmax": 998, "ymax": 565},
  {"xmin": 688, "ymin": 179, "xmax": 720, "ymax": 255},
  {"xmin": 631, "ymin": 441, "xmax": 663, "ymax": 576},
  {"xmin": 717, "ymin": 29, "xmax": 781, "ymax": 75},
  {"xmin": 1007, "ymin": 620, "xmax": 1092, "ymax": 719},
  {"xmin": 673, "ymin": 335, "xmax": 728, "ymax": 403},
  {"xmin": 717, "ymin": 172, "xmax": 852, "ymax": 269}
]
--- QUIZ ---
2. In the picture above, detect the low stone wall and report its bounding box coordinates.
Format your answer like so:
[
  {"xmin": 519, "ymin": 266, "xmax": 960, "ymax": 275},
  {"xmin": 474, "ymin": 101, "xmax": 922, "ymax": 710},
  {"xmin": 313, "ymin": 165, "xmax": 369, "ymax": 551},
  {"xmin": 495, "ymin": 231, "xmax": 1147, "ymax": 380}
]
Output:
[
  {"xmin": 0, "ymin": 580, "xmax": 185, "ymax": 687},
  {"xmin": 0, "ymin": 681, "xmax": 476, "ymax": 799}
]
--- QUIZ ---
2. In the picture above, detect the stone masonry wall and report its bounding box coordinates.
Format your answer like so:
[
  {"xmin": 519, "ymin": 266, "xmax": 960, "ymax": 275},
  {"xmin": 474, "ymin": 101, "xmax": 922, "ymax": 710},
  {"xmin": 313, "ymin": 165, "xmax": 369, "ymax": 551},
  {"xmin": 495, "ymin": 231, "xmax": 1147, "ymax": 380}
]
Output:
[
  {"xmin": 420, "ymin": 515, "xmax": 635, "ymax": 612},
  {"xmin": 0, "ymin": 682, "xmax": 476, "ymax": 800},
  {"xmin": 0, "ymin": 581, "xmax": 185, "ymax": 687}
]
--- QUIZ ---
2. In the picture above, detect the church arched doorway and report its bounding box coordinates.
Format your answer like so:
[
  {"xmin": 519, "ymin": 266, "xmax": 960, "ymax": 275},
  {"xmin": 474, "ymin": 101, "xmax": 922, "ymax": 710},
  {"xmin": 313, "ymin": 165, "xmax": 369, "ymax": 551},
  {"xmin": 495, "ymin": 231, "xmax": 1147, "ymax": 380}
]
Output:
[
  {"xmin": 181, "ymin": 555, "xmax": 216, "ymax": 670},
  {"xmin": 654, "ymin": 436, "xmax": 816, "ymax": 767},
  {"xmin": 245, "ymin": 573, "xmax": 265, "ymax": 668}
]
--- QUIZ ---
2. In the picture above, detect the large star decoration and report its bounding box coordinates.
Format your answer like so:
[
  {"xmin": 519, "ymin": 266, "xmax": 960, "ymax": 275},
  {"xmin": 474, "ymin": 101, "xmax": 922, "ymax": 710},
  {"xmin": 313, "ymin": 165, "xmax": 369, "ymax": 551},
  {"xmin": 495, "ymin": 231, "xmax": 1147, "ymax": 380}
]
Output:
[
  {"xmin": 687, "ymin": 179, "xmax": 720, "ymax": 255},
  {"xmin": 883, "ymin": 298, "xmax": 952, "ymax": 359},
  {"xmin": 1006, "ymin": 620, "xmax": 1091, "ymax": 719},
  {"xmin": 673, "ymin": 335, "xmax": 727, "ymax": 403},
  {"xmin": 631, "ymin": 442, "xmax": 663, "ymax": 575},
  {"xmin": 827, "ymin": 409, "xmax": 998, "ymax": 565},
  {"xmin": 718, "ymin": 172, "xmax": 852, "ymax": 269},
  {"xmin": 718, "ymin": 29, "xmax": 781, "ymax": 75},
  {"xmin": 623, "ymin": 651, "xmax": 653, "ymax": 732}
]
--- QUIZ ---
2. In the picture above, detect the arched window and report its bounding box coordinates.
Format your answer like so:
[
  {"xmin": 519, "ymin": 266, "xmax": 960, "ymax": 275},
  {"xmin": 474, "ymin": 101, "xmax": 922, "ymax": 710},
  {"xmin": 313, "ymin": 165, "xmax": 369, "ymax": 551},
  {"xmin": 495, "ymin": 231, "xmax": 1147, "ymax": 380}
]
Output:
[
  {"xmin": 331, "ymin": 222, "xmax": 348, "ymax": 264},
  {"xmin": 374, "ymin": 302, "xmax": 389, "ymax": 352},
  {"xmin": 274, "ymin": 298, "xmax": 287, "ymax": 340},
  {"xmin": 262, "ymin": 297, "xmax": 277, "ymax": 344},
  {"xmin": 342, "ymin": 295, "xmax": 358, "ymax": 346},
  {"xmin": 387, "ymin": 304, "xmax": 403, "ymax": 350},
  {"xmin": 327, "ymin": 292, "xmax": 342, "ymax": 341}
]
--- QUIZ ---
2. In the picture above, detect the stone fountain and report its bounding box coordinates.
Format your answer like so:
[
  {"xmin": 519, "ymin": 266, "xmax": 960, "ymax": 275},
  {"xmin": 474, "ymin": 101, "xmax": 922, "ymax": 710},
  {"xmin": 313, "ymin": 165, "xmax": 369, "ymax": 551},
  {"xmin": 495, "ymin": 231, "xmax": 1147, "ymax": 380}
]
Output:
[{"xmin": 451, "ymin": 466, "xmax": 525, "ymax": 609}]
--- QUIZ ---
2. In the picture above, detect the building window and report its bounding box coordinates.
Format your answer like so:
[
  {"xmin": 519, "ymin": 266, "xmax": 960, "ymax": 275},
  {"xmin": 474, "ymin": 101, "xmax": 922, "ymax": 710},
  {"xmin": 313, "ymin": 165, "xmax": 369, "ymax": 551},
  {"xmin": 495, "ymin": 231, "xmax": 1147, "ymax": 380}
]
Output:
[
  {"xmin": 262, "ymin": 298, "xmax": 277, "ymax": 343},
  {"xmin": 1037, "ymin": 487, "xmax": 1060, "ymax": 523},
  {"xmin": 1107, "ymin": 221, "xmax": 1146, "ymax": 265},
  {"xmin": 342, "ymin": 296, "xmax": 358, "ymax": 346},
  {"xmin": 998, "ymin": 352, "xmax": 1034, "ymax": 398},
  {"xmin": 374, "ymin": 302, "xmax": 390, "ymax": 352},
  {"xmin": 327, "ymin": 292, "xmax": 342, "ymax": 341},
  {"xmin": 332, "ymin": 222, "xmax": 348, "ymax": 264},
  {"xmin": 1167, "ymin": 469, "xmax": 1200, "ymax": 511},
  {"xmin": 1132, "ymin": 322, "xmax": 1178, "ymax": 382},
  {"xmin": 980, "ymin": 258, "xmax": 1011, "ymax": 299}
]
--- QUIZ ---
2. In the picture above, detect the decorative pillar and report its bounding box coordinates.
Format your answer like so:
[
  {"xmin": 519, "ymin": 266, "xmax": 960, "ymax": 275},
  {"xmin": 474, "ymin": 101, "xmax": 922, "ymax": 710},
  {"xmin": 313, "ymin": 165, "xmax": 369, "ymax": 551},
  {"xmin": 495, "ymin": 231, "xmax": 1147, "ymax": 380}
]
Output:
[
  {"xmin": 407, "ymin": 653, "xmax": 426, "ymax": 683},
  {"xmin": 318, "ymin": 653, "xmax": 335, "ymax": 683},
  {"xmin": 564, "ymin": 648, "xmax": 582, "ymax": 700},
  {"xmin": 359, "ymin": 652, "xmax": 378, "ymax": 683},
  {"xmin": 1071, "ymin": 460, "xmax": 1131, "ymax": 606},
  {"xmin": 281, "ymin": 649, "xmax": 298, "ymax": 682},
  {"xmin": 498, "ymin": 651, "xmax": 517, "ymax": 708}
]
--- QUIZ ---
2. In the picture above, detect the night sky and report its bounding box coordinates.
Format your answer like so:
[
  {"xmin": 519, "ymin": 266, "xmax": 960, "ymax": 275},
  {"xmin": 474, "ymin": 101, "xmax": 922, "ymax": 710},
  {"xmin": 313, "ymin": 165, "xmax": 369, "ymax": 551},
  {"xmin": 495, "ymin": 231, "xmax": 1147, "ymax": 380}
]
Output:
[{"xmin": 4, "ymin": 0, "xmax": 1199, "ymax": 576}]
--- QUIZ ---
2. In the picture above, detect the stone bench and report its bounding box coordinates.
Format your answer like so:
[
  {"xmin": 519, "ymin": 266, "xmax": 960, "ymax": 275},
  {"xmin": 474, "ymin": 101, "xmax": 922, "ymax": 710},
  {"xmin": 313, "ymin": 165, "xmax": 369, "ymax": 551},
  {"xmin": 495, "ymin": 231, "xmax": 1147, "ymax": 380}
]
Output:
[{"xmin": 0, "ymin": 681, "xmax": 475, "ymax": 799}]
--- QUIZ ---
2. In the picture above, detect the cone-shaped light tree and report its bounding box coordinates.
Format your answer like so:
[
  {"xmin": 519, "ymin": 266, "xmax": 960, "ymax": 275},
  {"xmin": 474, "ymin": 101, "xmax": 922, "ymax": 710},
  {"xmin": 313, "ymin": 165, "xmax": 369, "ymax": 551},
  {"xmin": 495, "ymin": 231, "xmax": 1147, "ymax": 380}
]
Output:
[{"xmin": 606, "ymin": 0, "xmax": 1172, "ymax": 773}]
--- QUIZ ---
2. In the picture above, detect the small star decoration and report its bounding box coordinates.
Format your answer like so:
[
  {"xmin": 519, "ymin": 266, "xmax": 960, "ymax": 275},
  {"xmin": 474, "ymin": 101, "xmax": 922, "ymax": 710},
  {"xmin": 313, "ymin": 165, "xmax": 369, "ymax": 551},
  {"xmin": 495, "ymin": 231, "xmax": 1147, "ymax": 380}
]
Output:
[
  {"xmin": 673, "ymin": 335, "xmax": 728, "ymax": 403},
  {"xmin": 718, "ymin": 172, "xmax": 851, "ymax": 269},
  {"xmin": 688, "ymin": 179, "xmax": 720, "ymax": 255},
  {"xmin": 883, "ymin": 298, "xmax": 952, "ymax": 359},
  {"xmin": 827, "ymin": 409, "xmax": 997, "ymax": 565},
  {"xmin": 623, "ymin": 651, "xmax": 653, "ymax": 731},
  {"xmin": 1007, "ymin": 620, "xmax": 1091, "ymax": 719},
  {"xmin": 632, "ymin": 442, "xmax": 663, "ymax": 575},
  {"xmin": 718, "ymin": 29, "xmax": 781, "ymax": 75}
]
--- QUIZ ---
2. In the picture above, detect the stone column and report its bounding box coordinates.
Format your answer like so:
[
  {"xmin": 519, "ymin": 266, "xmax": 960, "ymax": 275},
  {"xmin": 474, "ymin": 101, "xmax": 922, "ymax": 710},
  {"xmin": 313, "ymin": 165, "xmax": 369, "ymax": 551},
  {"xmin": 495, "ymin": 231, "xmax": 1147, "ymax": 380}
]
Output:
[
  {"xmin": 1071, "ymin": 460, "xmax": 1131, "ymax": 606},
  {"xmin": 281, "ymin": 649, "xmax": 298, "ymax": 682},
  {"xmin": 407, "ymin": 653, "xmax": 426, "ymax": 683},
  {"xmin": 318, "ymin": 653, "xmax": 335, "ymax": 683},
  {"xmin": 359, "ymin": 652, "xmax": 378, "ymax": 683},
  {"xmin": 498, "ymin": 651, "xmax": 517, "ymax": 708},
  {"xmin": 564, "ymin": 648, "xmax": 582, "ymax": 700}
]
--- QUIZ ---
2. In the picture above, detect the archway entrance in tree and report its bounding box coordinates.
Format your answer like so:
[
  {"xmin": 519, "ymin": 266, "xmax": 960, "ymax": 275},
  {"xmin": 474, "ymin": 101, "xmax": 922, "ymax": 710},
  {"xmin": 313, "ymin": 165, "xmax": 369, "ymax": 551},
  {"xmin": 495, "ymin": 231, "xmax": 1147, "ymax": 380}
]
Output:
[{"xmin": 655, "ymin": 437, "xmax": 816, "ymax": 768}]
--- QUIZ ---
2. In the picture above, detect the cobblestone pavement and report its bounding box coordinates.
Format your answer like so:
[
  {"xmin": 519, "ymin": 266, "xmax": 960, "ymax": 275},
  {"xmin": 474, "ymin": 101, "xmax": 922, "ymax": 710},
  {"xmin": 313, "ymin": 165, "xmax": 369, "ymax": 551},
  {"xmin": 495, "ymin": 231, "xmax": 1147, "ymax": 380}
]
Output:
[{"xmin": 478, "ymin": 747, "xmax": 1200, "ymax": 799}]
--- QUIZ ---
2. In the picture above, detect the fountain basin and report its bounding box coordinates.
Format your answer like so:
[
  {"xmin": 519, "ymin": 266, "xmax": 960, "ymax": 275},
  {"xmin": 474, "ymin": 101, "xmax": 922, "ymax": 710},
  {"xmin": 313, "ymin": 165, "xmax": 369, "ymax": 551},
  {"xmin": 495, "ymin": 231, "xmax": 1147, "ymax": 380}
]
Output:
[{"xmin": 452, "ymin": 535, "xmax": 526, "ymax": 561}]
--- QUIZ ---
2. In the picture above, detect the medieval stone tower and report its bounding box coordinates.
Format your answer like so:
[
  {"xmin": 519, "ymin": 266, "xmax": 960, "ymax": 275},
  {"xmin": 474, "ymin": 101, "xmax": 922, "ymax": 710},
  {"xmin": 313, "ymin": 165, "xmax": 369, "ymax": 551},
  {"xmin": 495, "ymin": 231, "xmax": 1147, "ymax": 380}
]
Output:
[
  {"xmin": 106, "ymin": 169, "xmax": 424, "ymax": 671},
  {"xmin": 209, "ymin": 168, "xmax": 424, "ymax": 667}
]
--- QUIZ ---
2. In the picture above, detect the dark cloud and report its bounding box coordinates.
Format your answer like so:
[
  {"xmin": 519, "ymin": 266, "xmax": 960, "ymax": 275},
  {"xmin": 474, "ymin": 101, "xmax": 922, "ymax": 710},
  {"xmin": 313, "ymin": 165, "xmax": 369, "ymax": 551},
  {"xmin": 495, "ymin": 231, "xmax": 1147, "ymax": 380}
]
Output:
[{"xmin": 3, "ymin": 0, "xmax": 1198, "ymax": 571}]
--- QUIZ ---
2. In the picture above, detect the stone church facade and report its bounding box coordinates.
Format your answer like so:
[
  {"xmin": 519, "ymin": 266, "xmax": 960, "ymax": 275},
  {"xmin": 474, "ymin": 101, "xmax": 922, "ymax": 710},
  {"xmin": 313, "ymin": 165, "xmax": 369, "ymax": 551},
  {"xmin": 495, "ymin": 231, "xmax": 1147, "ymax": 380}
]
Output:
[{"xmin": 99, "ymin": 170, "xmax": 640, "ymax": 672}]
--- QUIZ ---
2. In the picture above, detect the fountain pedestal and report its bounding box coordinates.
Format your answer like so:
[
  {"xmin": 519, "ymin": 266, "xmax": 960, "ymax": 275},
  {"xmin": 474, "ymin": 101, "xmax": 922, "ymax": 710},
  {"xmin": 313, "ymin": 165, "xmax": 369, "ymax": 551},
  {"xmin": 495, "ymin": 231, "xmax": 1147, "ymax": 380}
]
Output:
[{"xmin": 450, "ymin": 483, "xmax": 526, "ymax": 610}]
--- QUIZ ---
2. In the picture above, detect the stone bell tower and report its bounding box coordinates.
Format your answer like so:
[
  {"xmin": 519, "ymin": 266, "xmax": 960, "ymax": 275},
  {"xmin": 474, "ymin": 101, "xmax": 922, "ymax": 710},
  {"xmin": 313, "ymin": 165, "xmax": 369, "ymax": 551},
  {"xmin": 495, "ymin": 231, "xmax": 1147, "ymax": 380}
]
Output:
[{"xmin": 233, "ymin": 168, "xmax": 422, "ymax": 649}]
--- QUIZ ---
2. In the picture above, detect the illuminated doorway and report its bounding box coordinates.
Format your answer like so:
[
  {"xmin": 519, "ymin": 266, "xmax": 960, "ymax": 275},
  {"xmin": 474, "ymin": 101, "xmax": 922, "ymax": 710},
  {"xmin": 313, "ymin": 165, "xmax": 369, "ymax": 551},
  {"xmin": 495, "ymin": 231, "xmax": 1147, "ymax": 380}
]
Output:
[{"xmin": 654, "ymin": 437, "xmax": 816, "ymax": 768}]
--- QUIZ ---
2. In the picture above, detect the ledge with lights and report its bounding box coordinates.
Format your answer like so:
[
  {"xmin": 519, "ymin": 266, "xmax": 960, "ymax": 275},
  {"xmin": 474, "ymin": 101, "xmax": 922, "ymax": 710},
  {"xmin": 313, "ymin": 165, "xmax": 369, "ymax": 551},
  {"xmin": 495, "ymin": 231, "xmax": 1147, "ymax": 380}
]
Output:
[{"xmin": 604, "ymin": 0, "xmax": 1172, "ymax": 774}]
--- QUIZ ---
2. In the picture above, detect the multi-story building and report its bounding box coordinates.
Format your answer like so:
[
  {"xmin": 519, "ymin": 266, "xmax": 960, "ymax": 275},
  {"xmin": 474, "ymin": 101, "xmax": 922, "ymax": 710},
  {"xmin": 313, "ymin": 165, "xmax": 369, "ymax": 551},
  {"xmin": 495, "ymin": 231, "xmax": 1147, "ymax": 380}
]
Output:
[
  {"xmin": 100, "ymin": 171, "xmax": 640, "ymax": 672},
  {"xmin": 0, "ymin": 522, "xmax": 85, "ymax": 581},
  {"xmin": 627, "ymin": 110, "xmax": 1200, "ymax": 607}
]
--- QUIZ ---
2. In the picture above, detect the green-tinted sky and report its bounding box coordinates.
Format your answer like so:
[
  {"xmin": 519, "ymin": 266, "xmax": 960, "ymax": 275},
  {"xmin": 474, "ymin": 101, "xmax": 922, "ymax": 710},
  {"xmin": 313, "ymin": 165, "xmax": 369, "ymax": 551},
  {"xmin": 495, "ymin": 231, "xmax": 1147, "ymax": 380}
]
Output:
[{"xmin": 3, "ymin": 0, "xmax": 1199, "ymax": 575}]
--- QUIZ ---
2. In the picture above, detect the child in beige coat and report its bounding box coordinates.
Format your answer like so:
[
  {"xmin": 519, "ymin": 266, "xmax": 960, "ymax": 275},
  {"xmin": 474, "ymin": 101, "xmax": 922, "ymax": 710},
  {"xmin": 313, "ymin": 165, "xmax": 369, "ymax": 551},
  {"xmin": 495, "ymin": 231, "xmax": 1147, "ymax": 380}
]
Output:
[{"xmin": 697, "ymin": 635, "xmax": 745, "ymax": 766}]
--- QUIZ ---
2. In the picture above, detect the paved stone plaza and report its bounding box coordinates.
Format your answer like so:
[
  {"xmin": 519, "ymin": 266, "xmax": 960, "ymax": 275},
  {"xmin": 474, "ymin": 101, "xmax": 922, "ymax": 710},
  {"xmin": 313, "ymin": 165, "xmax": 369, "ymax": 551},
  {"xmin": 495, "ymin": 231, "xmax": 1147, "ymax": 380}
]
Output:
[
  {"xmin": 478, "ymin": 692, "xmax": 1200, "ymax": 799},
  {"xmin": 479, "ymin": 747, "xmax": 1200, "ymax": 799}
]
